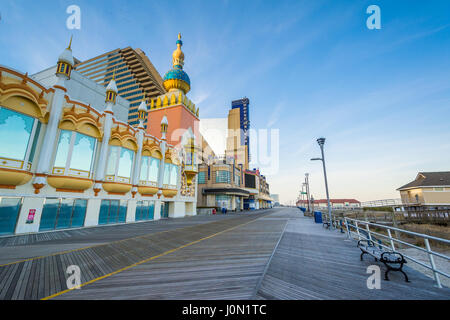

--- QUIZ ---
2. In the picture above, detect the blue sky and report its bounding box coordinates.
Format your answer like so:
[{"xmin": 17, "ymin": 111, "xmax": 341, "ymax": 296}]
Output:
[{"xmin": 1, "ymin": 0, "xmax": 450, "ymax": 204}]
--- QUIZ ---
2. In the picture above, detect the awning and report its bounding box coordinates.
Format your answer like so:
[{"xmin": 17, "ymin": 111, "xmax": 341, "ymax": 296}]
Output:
[{"xmin": 202, "ymin": 187, "xmax": 250, "ymax": 197}]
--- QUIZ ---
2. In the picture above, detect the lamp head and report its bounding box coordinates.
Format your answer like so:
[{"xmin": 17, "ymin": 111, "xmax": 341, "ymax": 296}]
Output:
[
  {"xmin": 317, "ymin": 137, "xmax": 326, "ymax": 146},
  {"xmin": 311, "ymin": 158, "xmax": 322, "ymax": 161}
]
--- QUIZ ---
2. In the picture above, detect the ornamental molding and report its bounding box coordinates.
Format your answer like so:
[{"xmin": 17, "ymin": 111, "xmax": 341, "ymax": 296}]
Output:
[{"xmin": 0, "ymin": 68, "xmax": 50, "ymax": 122}]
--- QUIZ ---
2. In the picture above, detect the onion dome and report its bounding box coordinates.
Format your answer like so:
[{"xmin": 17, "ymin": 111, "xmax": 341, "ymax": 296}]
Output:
[
  {"xmin": 56, "ymin": 36, "xmax": 74, "ymax": 78},
  {"xmin": 105, "ymin": 70, "xmax": 118, "ymax": 104},
  {"xmin": 163, "ymin": 33, "xmax": 191, "ymax": 94},
  {"xmin": 106, "ymin": 78, "xmax": 118, "ymax": 93}
]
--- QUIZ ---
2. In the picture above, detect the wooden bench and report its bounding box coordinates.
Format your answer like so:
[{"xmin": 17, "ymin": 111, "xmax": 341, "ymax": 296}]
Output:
[{"xmin": 357, "ymin": 239, "xmax": 409, "ymax": 282}]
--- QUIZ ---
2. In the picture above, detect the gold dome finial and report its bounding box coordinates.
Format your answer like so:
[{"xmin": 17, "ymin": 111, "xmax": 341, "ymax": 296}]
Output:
[{"xmin": 172, "ymin": 33, "xmax": 184, "ymax": 68}]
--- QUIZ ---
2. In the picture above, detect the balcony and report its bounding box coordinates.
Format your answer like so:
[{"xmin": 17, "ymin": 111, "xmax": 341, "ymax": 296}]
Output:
[{"xmin": 138, "ymin": 180, "xmax": 158, "ymax": 196}]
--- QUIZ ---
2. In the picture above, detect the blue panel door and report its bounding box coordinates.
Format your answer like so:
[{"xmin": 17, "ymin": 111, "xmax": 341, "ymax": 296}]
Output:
[
  {"xmin": 39, "ymin": 199, "xmax": 60, "ymax": 231},
  {"xmin": 0, "ymin": 198, "xmax": 21, "ymax": 235}
]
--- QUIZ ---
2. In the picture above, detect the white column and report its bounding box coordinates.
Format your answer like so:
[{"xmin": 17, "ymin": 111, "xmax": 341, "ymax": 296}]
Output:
[
  {"xmin": 84, "ymin": 198, "xmax": 101, "ymax": 227},
  {"xmin": 158, "ymin": 140, "xmax": 167, "ymax": 190},
  {"xmin": 131, "ymin": 128, "xmax": 144, "ymax": 196},
  {"xmin": 154, "ymin": 200, "xmax": 162, "ymax": 220},
  {"xmin": 15, "ymin": 198, "xmax": 45, "ymax": 234},
  {"xmin": 126, "ymin": 200, "xmax": 137, "ymax": 223},
  {"xmin": 33, "ymin": 77, "xmax": 67, "ymax": 186},
  {"xmin": 93, "ymin": 108, "xmax": 114, "ymax": 193},
  {"xmin": 169, "ymin": 201, "xmax": 185, "ymax": 218}
]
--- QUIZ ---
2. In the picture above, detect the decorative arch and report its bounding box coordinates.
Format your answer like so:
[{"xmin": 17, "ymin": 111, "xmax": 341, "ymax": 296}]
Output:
[
  {"xmin": 109, "ymin": 126, "xmax": 138, "ymax": 151},
  {"xmin": 142, "ymin": 139, "xmax": 162, "ymax": 159},
  {"xmin": 59, "ymin": 106, "xmax": 103, "ymax": 139}
]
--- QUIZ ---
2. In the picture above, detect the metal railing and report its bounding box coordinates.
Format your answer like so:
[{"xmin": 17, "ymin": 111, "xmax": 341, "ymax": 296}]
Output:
[{"xmin": 333, "ymin": 215, "xmax": 450, "ymax": 288}]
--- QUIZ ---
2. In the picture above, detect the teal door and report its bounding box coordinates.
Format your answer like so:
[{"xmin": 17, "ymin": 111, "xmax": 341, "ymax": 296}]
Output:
[{"xmin": 161, "ymin": 202, "xmax": 169, "ymax": 218}]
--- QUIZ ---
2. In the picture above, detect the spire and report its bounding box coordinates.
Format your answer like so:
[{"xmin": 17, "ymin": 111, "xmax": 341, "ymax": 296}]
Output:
[
  {"xmin": 105, "ymin": 69, "xmax": 118, "ymax": 104},
  {"xmin": 172, "ymin": 33, "xmax": 185, "ymax": 68},
  {"xmin": 56, "ymin": 36, "xmax": 74, "ymax": 79},
  {"xmin": 67, "ymin": 35, "xmax": 73, "ymax": 50}
]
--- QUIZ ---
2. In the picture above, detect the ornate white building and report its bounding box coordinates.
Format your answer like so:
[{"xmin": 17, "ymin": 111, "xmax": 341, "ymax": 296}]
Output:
[{"xmin": 0, "ymin": 38, "xmax": 198, "ymax": 236}]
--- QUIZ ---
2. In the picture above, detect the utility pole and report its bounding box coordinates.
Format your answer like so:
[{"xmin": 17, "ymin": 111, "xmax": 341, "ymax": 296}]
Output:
[{"xmin": 305, "ymin": 173, "xmax": 311, "ymax": 215}]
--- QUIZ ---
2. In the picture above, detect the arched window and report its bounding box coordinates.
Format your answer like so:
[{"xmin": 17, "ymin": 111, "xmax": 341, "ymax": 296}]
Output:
[
  {"xmin": 163, "ymin": 163, "xmax": 178, "ymax": 187},
  {"xmin": 0, "ymin": 106, "xmax": 41, "ymax": 170},
  {"xmin": 140, "ymin": 156, "xmax": 160, "ymax": 183},
  {"xmin": 52, "ymin": 129, "xmax": 97, "ymax": 178},
  {"xmin": 105, "ymin": 146, "xmax": 135, "ymax": 183}
]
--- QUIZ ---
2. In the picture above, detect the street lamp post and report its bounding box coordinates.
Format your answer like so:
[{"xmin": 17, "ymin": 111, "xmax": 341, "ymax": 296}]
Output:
[
  {"xmin": 311, "ymin": 137, "xmax": 333, "ymax": 229},
  {"xmin": 305, "ymin": 173, "xmax": 312, "ymax": 215}
]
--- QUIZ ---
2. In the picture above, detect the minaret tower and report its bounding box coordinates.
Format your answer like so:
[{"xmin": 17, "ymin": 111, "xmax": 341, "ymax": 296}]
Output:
[
  {"xmin": 146, "ymin": 33, "xmax": 199, "ymax": 146},
  {"xmin": 33, "ymin": 37, "xmax": 75, "ymax": 194}
]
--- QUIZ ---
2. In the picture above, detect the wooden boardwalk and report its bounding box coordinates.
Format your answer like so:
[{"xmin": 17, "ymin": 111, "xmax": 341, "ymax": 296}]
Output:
[
  {"xmin": 255, "ymin": 210, "xmax": 450, "ymax": 300},
  {"xmin": 0, "ymin": 208, "xmax": 448, "ymax": 300}
]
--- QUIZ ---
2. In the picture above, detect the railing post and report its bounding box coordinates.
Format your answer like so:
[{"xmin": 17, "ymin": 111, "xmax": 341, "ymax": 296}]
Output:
[
  {"xmin": 344, "ymin": 218, "xmax": 351, "ymax": 239},
  {"xmin": 355, "ymin": 221, "xmax": 361, "ymax": 240},
  {"xmin": 387, "ymin": 229, "xmax": 396, "ymax": 251},
  {"xmin": 424, "ymin": 239, "xmax": 442, "ymax": 288},
  {"xmin": 366, "ymin": 223, "xmax": 372, "ymax": 241}
]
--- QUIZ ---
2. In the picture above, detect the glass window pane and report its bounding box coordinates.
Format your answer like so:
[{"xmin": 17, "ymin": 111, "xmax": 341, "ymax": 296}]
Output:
[
  {"xmin": 118, "ymin": 200, "xmax": 127, "ymax": 223},
  {"xmin": 198, "ymin": 171, "xmax": 205, "ymax": 184},
  {"xmin": 149, "ymin": 158, "xmax": 159, "ymax": 182},
  {"xmin": 106, "ymin": 146, "xmax": 119, "ymax": 176},
  {"xmin": 0, "ymin": 107, "xmax": 34, "ymax": 161},
  {"xmin": 148, "ymin": 201, "xmax": 155, "ymax": 220},
  {"xmin": 170, "ymin": 165, "xmax": 178, "ymax": 185},
  {"xmin": 70, "ymin": 133, "xmax": 96, "ymax": 172},
  {"xmin": 135, "ymin": 201, "xmax": 143, "ymax": 221},
  {"xmin": 39, "ymin": 199, "xmax": 59, "ymax": 231},
  {"xmin": 163, "ymin": 163, "xmax": 170, "ymax": 185},
  {"xmin": 117, "ymin": 148, "xmax": 134, "ymax": 178},
  {"xmin": 0, "ymin": 198, "xmax": 21, "ymax": 235},
  {"xmin": 98, "ymin": 200, "xmax": 110, "ymax": 225},
  {"xmin": 216, "ymin": 170, "xmax": 230, "ymax": 183},
  {"xmin": 71, "ymin": 199, "xmax": 87, "ymax": 227},
  {"xmin": 54, "ymin": 130, "xmax": 72, "ymax": 168},
  {"xmin": 56, "ymin": 199, "xmax": 73, "ymax": 229},
  {"xmin": 140, "ymin": 156, "xmax": 149, "ymax": 181},
  {"xmin": 109, "ymin": 200, "xmax": 119, "ymax": 223}
]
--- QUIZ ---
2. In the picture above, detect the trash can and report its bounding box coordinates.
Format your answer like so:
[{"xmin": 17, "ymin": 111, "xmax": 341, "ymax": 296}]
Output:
[{"xmin": 314, "ymin": 211, "xmax": 323, "ymax": 224}]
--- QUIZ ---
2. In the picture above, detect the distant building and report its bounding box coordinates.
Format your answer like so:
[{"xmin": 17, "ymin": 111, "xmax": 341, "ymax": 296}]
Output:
[
  {"xmin": 296, "ymin": 199, "xmax": 361, "ymax": 210},
  {"xmin": 226, "ymin": 98, "xmax": 250, "ymax": 170},
  {"xmin": 271, "ymin": 194, "xmax": 280, "ymax": 206},
  {"xmin": 74, "ymin": 47, "xmax": 166, "ymax": 128},
  {"xmin": 397, "ymin": 172, "xmax": 450, "ymax": 218}
]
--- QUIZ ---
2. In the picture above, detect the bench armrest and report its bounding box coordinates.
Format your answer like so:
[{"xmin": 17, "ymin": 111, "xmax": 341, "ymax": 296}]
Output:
[
  {"xmin": 381, "ymin": 251, "xmax": 406, "ymax": 264},
  {"xmin": 357, "ymin": 239, "xmax": 375, "ymax": 247}
]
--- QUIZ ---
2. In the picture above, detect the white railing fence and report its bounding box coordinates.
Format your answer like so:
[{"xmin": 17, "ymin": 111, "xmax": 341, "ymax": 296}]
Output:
[{"xmin": 332, "ymin": 215, "xmax": 450, "ymax": 288}]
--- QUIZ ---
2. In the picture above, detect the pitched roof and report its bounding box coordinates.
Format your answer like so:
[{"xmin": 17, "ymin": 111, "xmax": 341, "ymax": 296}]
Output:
[{"xmin": 397, "ymin": 172, "xmax": 450, "ymax": 190}]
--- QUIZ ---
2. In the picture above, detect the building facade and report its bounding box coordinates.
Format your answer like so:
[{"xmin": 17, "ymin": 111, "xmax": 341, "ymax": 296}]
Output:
[
  {"xmin": 226, "ymin": 98, "xmax": 250, "ymax": 170},
  {"xmin": 74, "ymin": 47, "xmax": 166, "ymax": 128},
  {"xmin": 196, "ymin": 156, "xmax": 249, "ymax": 212},
  {"xmin": 296, "ymin": 199, "xmax": 361, "ymax": 210},
  {"xmin": 397, "ymin": 172, "xmax": 450, "ymax": 219},
  {"xmin": 0, "ymin": 36, "xmax": 198, "ymax": 236}
]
